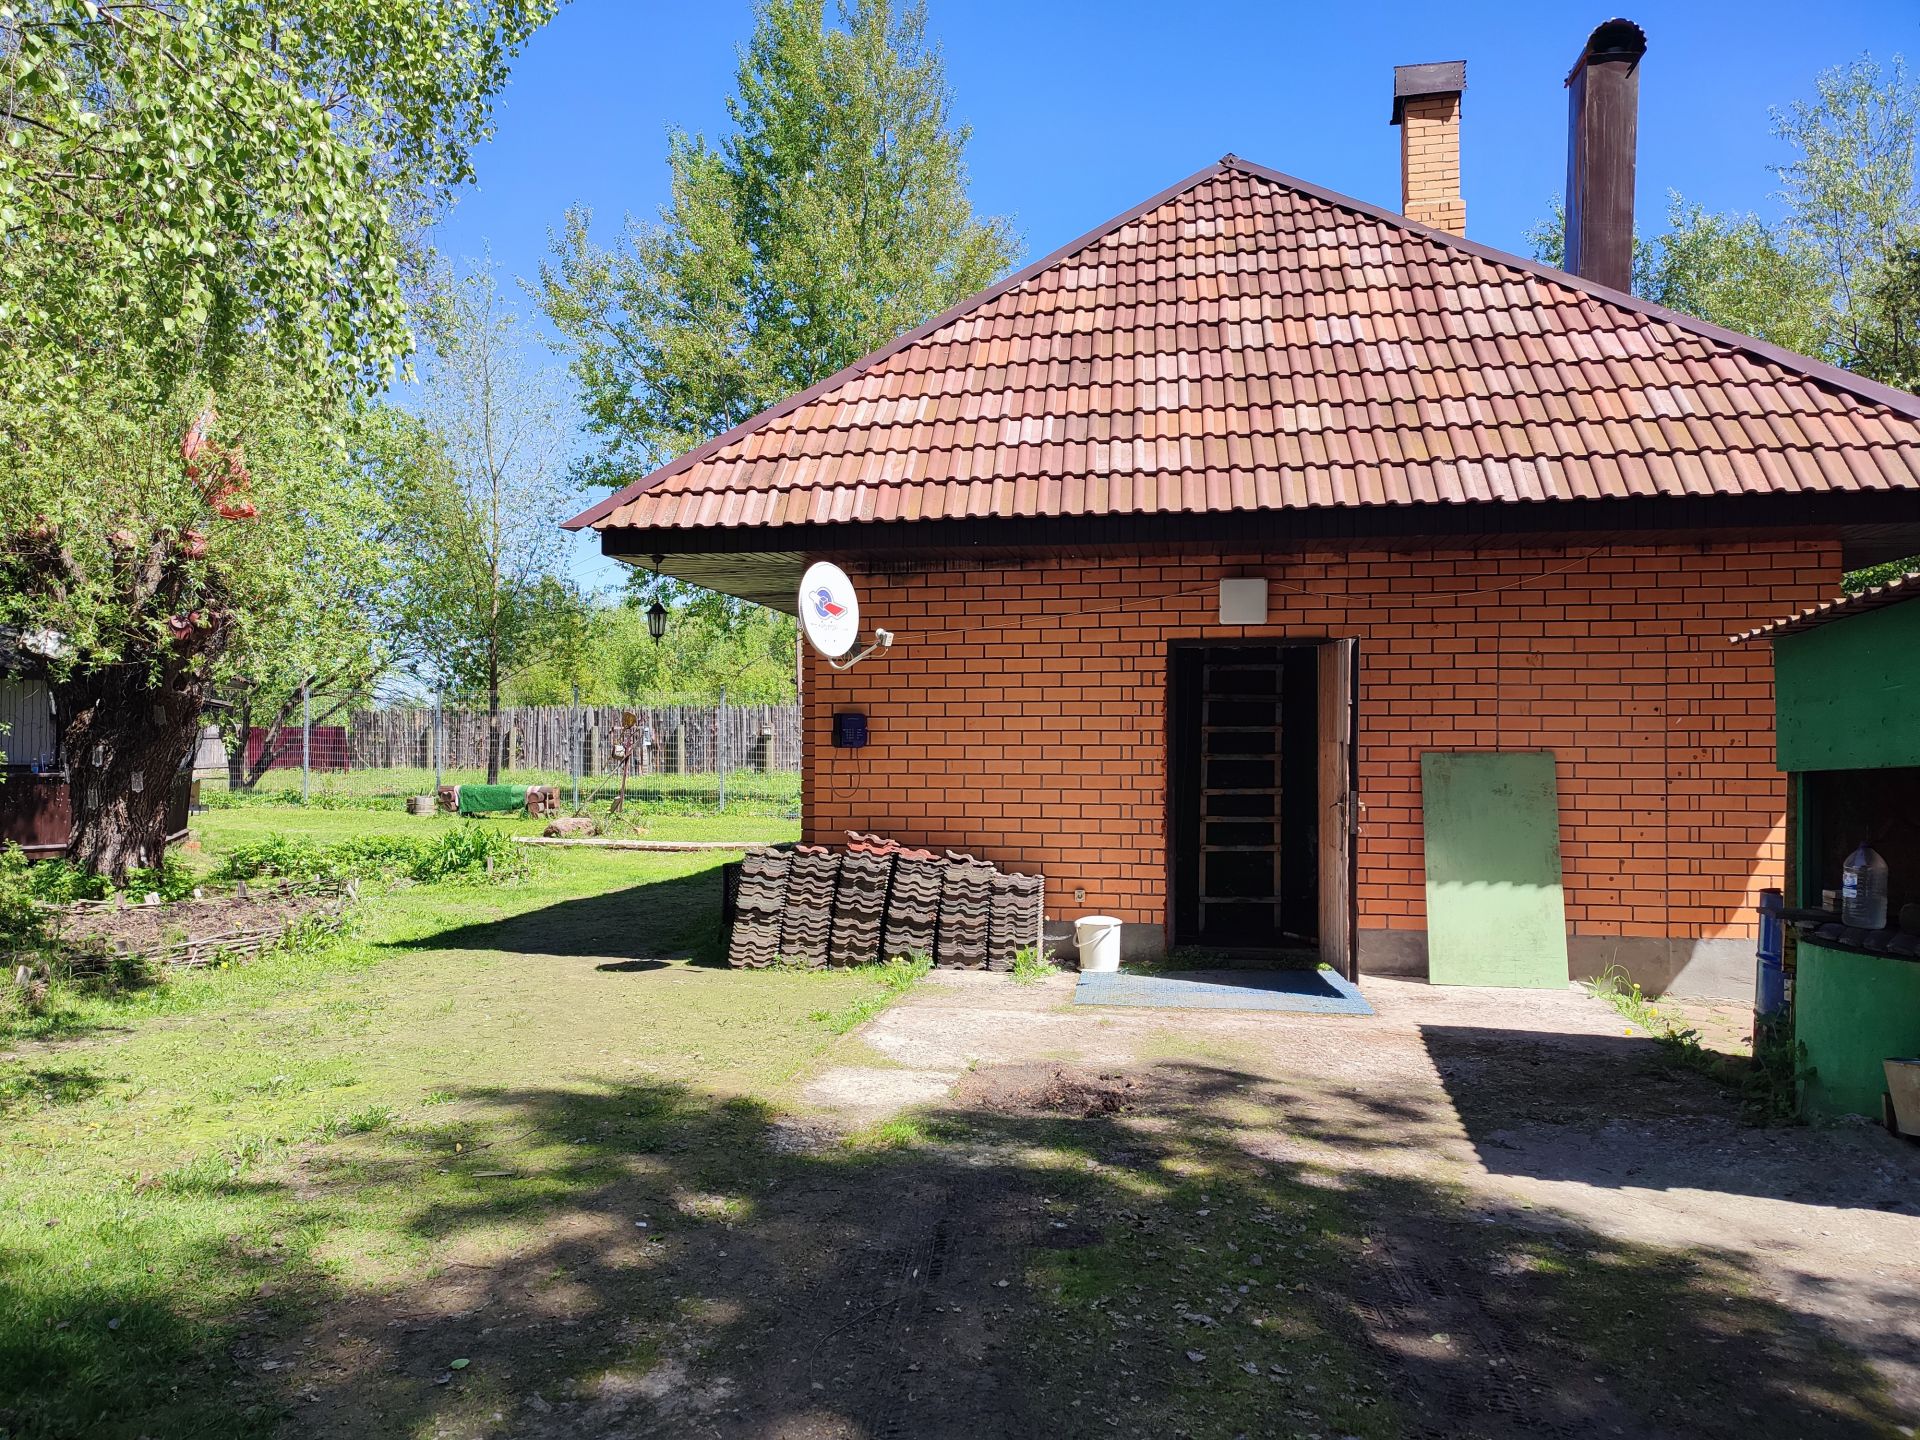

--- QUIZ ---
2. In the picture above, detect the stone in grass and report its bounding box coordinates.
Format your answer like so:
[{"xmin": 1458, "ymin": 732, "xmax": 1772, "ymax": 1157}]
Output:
[{"xmin": 543, "ymin": 816, "xmax": 601, "ymax": 839}]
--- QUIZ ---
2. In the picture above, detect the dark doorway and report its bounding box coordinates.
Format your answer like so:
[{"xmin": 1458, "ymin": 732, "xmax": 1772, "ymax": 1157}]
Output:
[{"xmin": 1168, "ymin": 644, "xmax": 1321, "ymax": 959}]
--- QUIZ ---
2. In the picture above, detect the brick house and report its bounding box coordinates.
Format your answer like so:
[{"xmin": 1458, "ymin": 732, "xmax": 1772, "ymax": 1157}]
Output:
[{"xmin": 568, "ymin": 25, "xmax": 1920, "ymax": 996}]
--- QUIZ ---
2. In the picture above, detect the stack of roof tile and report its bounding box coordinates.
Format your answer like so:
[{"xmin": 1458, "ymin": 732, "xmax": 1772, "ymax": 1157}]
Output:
[
  {"xmin": 936, "ymin": 852, "xmax": 995, "ymax": 969},
  {"xmin": 987, "ymin": 872, "xmax": 1045, "ymax": 972},
  {"xmin": 881, "ymin": 848, "xmax": 943, "ymax": 963},
  {"xmin": 828, "ymin": 849, "xmax": 893, "ymax": 968},
  {"xmin": 727, "ymin": 850, "xmax": 791, "ymax": 969},
  {"xmin": 778, "ymin": 845, "xmax": 839, "ymax": 968}
]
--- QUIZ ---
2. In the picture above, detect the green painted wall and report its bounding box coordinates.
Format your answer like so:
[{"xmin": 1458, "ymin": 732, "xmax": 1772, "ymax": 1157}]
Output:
[
  {"xmin": 1773, "ymin": 598, "xmax": 1920, "ymax": 772},
  {"xmin": 1796, "ymin": 940, "xmax": 1920, "ymax": 1120}
]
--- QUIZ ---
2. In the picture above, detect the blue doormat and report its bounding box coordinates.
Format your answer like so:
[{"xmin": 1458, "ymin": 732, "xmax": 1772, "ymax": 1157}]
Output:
[{"xmin": 1072, "ymin": 967, "xmax": 1374, "ymax": 1016}]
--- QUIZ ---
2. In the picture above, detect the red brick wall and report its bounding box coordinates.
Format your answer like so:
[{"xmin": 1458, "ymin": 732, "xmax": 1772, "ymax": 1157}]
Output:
[{"xmin": 801, "ymin": 541, "xmax": 1839, "ymax": 946}]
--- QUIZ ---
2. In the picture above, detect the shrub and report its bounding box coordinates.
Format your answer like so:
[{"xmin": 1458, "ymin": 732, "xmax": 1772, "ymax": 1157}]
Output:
[
  {"xmin": 0, "ymin": 847, "xmax": 51, "ymax": 949},
  {"xmin": 212, "ymin": 828, "xmax": 523, "ymax": 887},
  {"xmin": 124, "ymin": 855, "xmax": 198, "ymax": 903},
  {"xmin": 212, "ymin": 834, "xmax": 336, "ymax": 884},
  {"xmin": 0, "ymin": 847, "xmax": 194, "ymax": 950},
  {"xmin": 405, "ymin": 825, "xmax": 522, "ymax": 884}
]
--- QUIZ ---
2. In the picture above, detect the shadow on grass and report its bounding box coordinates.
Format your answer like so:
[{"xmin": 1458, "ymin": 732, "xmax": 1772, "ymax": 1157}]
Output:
[
  {"xmin": 388, "ymin": 867, "xmax": 729, "ymax": 966},
  {"xmin": 0, "ymin": 1062, "xmax": 108, "ymax": 1115},
  {"xmin": 5, "ymin": 1059, "xmax": 1909, "ymax": 1439}
]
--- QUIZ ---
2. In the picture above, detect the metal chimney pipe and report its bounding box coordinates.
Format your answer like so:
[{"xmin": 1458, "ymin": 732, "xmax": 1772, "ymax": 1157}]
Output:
[{"xmin": 1564, "ymin": 18, "xmax": 1647, "ymax": 292}]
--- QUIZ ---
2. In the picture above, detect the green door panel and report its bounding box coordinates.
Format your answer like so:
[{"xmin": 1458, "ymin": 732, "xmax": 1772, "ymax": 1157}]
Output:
[{"xmin": 1421, "ymin": 751, "xmax": 1570, "ymax": 989}]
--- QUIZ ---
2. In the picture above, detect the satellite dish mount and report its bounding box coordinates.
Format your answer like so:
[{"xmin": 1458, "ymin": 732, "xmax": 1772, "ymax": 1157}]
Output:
[{"xmin": 799, "ymin": 561, "xmax": 893, "ymax": 670}]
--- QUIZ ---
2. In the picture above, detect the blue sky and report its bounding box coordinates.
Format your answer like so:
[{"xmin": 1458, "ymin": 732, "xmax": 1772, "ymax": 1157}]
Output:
[{"xmin": 435, "ymin": 0, "xmax": 1920, "ymax": 587}]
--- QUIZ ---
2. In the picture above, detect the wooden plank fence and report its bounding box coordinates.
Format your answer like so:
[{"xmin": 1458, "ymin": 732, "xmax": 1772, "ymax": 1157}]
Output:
[{"xmin": 346, "ymin": 703, "xmax": 802, "ymax": 776}]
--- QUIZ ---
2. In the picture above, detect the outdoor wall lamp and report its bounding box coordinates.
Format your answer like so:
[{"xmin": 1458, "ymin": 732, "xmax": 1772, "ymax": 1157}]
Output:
[{"xmin": 647, "ymin": 554, "xmax": 668, "ymax": 643}]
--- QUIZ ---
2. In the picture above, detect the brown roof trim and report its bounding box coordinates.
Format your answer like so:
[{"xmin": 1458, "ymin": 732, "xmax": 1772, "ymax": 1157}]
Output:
[
  {"xmin": 605, "ymin": 489, "xmax": 1920, "ymax": 564},
  {"xmin": 563, "ymin": 158, "xmax": 1244, "ymax": 531},
  {"xmin": 1731, "ymin": 569, "xmax": 1920, "ymax": 644},
  {"xmin": 570, "ymin": 152, "xmax": 1920, "ymax": 534}
]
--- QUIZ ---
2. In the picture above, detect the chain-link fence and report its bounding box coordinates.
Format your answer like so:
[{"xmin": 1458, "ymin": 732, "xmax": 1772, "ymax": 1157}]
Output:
[
  {"xmin": 197, "ymin": 699, "xmax": 802, "ymax": 816},
  {"xmin": 348, "ymin": 702, "xmax": 800, "ymax": 776}
]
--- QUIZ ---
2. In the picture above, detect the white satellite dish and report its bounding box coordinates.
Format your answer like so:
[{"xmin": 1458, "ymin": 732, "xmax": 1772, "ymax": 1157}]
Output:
[{"xmin": 798, "ymin": 561, "xmax": 861, "ymax": 658}]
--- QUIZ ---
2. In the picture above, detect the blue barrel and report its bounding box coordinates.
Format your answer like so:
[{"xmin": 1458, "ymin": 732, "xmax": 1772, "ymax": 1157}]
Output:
[{"xmin": 1755, "ymin": 888, "xmax": 1786, "ymax": 1018}]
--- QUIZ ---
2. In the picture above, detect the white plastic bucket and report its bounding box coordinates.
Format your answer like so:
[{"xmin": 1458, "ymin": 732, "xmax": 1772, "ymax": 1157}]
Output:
[{"xmin": 1074, "ymin": 915, "xmax": 1122, "ymax": 973}]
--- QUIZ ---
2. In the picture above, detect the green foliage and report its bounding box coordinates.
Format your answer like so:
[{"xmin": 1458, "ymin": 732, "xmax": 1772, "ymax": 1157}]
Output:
[
  {"xmin": 1841, "ymin": 555, "xmax": 1920, "ymax": 591},
  {"xmin": 389, "ymin": 263, "xmax": 588, "ymax": 727},
  {"xmin": 505, "ymin": 596, "xmax": 798, "ymax": 706},
  {"xmin": 1771, "ymin": 54, "xmax": 1920, "ymax": 367},
  {"xmin": 0, "ymin": 848, "xmax": 50, "ymax": 950},
  {"xmin": 214, "ymin": 402, "xmax": 446, "ymax": 787},
  {"xmin": 407, "ymin": 825, "xmax": 524, "ymax": 884},
  {"xmin": 213, "ymin": 832, "xmax": 399, "ymax": 884},
  {"xmin": 0, "ymin": 845, "xmax": 194, "ymax": 924},
  {"xmin": 0, "ymin": 0, "xmax": 557, "ymax": 413},
  {"xmin": 1744, "ymin": 1020, "xmax": 1809, "ymax": 1126},
  {"xmin": 536, "ymin": 0, "xmax": 1017, "ymax": 489},
  {"xmin": 211, "ymin": 827, "xmax": 523, "ymax": 886},
  {"xmin": 0, "ymin": 1, "xmax": 559, "ymax": 871},
  {"xmin": 1009, "ymin": 945, "xmax": 1058, "ymax": 985}
]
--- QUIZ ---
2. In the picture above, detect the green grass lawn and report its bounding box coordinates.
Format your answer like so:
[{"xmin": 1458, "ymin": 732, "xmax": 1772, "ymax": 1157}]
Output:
[
  {"xmin": 0, "ymin": 805, "xmax": 860, "ymax": 1437},
  {"xmin": 3, "ymin": 807, "xmax": 1901, "ymax": 1440},
  {"xmin": 191, "ymin": 802, "xmax": 801, "ymax": 850},
  {"xmin": 208, "ymin": 765, "xmax": 801, "ymax": 819}
]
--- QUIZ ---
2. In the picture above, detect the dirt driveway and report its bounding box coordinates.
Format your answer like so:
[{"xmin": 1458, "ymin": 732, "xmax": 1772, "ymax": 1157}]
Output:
[
  {"xmin": 272, "ymin": 969, "xmax": 1920, "ymax": 1440},
  {"xmin": 793, "ymin": 972, "xmax": 1920, "ymax": 1435}
]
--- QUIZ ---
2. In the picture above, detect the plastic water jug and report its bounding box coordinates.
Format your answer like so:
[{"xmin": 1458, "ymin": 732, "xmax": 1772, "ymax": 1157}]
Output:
[{"xmin": 1842, "ymin": 842, "xmax": 1889, "ymax": 930}]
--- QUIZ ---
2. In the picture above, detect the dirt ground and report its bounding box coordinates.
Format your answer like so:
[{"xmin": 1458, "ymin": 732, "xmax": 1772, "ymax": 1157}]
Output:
[
  {"xmin": 796, "ymin": 973, "xmax": 1920, "ymax": 1434},
  {"xmin": 51, "ymin": 884, "xmax": 344, "ymax": 959},
  {"xmin": 253, "ymin": 970, "xmax": 1920, "ymax": 1440}
]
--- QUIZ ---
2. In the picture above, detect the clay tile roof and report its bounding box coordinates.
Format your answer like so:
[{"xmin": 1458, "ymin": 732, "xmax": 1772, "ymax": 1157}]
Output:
[
  {"xmin": 567, "ymin": 156, "xmax": 1920, "ymax": 537},
  {"xmin": 1730, "ymin": 570, "xmax": 1920, "ymax": 644}
]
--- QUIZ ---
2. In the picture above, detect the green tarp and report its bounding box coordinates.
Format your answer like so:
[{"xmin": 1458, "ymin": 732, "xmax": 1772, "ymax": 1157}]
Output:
[
  {"xmin": 456, "ymin": 783, "xmax": 528, "ymax": 816},
  {"xmin": 1421, "ymin": 751, "xmax": 1569, "ymax": 989}
]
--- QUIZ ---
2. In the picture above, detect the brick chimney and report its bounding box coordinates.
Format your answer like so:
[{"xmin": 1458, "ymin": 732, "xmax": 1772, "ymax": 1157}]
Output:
[
  {"xmin": 1564, "ymin": 19, "xmax": 1647, "ymax": 292},
  {"xmin": 1390, "ymin": 61, "xmax": 1467, "ymax": 235}
]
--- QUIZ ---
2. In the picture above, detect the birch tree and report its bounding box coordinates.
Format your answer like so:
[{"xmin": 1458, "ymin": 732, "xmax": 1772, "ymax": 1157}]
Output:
[{"xmin": 400, "ymin": 263, "xmax": 585, "ymax": 784}]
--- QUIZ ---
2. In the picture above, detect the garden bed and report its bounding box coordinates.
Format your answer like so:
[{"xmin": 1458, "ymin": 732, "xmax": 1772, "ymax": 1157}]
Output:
[{"xmin": 47, "ymin": 882, "xmax": 354, "ymax": 970}]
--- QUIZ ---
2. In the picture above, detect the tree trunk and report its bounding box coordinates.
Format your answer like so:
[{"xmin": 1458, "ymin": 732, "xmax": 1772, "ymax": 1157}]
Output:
[
  {"xmin": 486, "ymin": 659, "xmax": 502, "ymax": 785},
  {"xmin": 55, "ymin": 668, "xmax": 209, "ymax": 882},
  {"xmin": 224, "ymin": 694, "xmax": 252, "ymax": 793}
]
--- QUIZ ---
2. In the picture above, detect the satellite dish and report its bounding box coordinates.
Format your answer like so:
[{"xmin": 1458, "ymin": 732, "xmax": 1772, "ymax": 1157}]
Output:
[{"xmin": 799, "ymin": 561, "xmax": 861, "ymax": 658}]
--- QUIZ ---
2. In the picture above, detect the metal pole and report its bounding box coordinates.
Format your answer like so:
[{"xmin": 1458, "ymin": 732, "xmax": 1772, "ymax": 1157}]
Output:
[
  {"xmin": 300, "ymin": 679, "xmax": 311, "ymax": 803},
  {"xmin": 433, "ymin": 693, "xmax": 443, "ymax": 792},
  {"xmin": 717, "ymin": 685, "xmax": 727, "ymax": 814},
  {"xmin": 571, "ymin": 681, "xmax": 581, "ymax": 810}
]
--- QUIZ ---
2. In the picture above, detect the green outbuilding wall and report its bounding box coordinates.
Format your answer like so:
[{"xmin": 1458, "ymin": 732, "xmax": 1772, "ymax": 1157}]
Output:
[
  {"xmin": 1795, "ymin": 940, "xmax": 1920, "ymax": 1121},
  {"xmin": 1773, "ymin": 599, "xmax": 1920, "ymax": 773}
]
